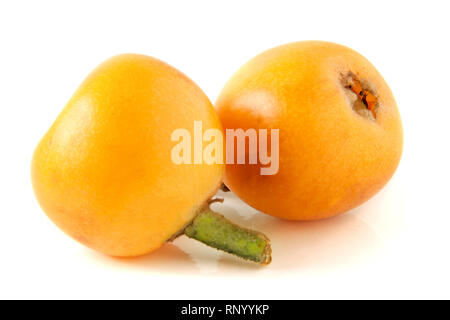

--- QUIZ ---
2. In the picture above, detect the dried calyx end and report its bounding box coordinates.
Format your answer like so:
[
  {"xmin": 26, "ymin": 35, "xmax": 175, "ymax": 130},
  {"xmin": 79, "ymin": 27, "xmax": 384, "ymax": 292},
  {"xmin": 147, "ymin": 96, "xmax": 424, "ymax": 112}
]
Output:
[{"xmin": 342, "ymin": 73, "xmax": 378, "ymax": 120}]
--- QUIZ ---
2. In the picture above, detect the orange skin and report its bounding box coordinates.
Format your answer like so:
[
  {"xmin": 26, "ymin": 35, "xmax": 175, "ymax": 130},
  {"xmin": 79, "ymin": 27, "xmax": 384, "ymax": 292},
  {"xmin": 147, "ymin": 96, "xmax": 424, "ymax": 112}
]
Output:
[
  {"xmin": 31, "ymin": 54, "xmax": 223, "ymax": 256},
  {"xmin": 216, "ymin": 41, "xmax": 403, "ymax": 220}
]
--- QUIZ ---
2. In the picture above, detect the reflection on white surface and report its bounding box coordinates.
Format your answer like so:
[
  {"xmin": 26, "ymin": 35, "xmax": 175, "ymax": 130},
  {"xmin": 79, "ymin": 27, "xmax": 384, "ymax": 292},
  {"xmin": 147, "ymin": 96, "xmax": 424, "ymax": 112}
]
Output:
[
  {"xmin": 214, "ymin": 198, "xmax": 381, "ymax": 272},
  {"xmin": 171, "ymin": 187, "xmax": 401, "ymax": 274},
  {"xmin": 85, "ymin": 181, "xmax": 403, "ymax": 276}
]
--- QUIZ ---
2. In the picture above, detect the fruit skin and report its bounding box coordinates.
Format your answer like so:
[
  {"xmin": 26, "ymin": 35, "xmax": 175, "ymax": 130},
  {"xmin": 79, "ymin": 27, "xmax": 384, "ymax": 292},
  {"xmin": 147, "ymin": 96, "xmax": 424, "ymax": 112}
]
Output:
[
  {"xmin": 31, "ymin": 54, "xmax": 223, "ymax": 256},
  {"xmin": 216, "ymin": 41, "xmax": 403, "ymax": 220}
]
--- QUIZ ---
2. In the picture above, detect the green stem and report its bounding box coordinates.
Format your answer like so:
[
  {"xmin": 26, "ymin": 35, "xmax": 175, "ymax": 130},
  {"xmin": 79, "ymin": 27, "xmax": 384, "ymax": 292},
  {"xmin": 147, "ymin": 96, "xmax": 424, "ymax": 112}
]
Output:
[{"xmin": 183, "ymin": 208, "xmax": 272, "ymax": 265}]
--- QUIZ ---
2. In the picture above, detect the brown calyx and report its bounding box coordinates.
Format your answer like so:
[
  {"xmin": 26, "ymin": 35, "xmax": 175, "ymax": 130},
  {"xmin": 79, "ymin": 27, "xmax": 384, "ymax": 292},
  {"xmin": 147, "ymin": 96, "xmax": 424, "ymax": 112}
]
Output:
[{"xmin": 342, "ymin": 73, "xmax": 378, "ymax": 120}]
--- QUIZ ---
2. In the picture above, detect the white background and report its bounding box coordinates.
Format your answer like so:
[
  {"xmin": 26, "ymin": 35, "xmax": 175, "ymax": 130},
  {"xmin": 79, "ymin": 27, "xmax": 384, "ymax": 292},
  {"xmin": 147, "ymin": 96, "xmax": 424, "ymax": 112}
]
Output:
[{"xmin": 1, "ymin": 0, "xmax": 449, "ymax": 299}]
